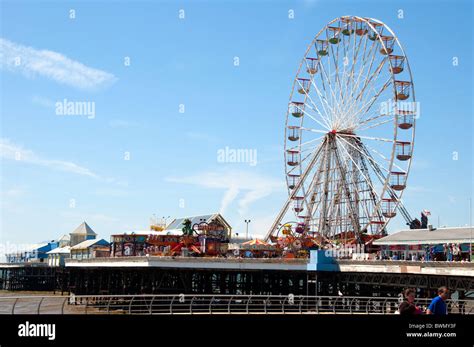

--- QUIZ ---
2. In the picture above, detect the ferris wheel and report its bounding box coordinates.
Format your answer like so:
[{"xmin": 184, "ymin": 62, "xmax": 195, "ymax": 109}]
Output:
[{"xmin": 266, "ymin": 16, "xmax": 416, "ymax": 244}]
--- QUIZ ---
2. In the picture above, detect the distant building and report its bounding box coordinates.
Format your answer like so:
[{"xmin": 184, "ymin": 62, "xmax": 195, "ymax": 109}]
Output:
[
  {"xmin": 6, "ymin": 241, "xmax": 58, "ymax": 263},
  {"xmin": 111, "ymin": 231, "xmax": 166, "ymax": 257},
  {"xmin": 373, "ymin": 226, "xmax": 473, "ymax": 260},
  {"xmin": 165, "ymin": 213, "xmax": 232, "ymax": 238},
  {"xmin": 57, "ymin": 234, "xmax": 71, "ymax": 248},
  {"xmin": 69, "ymin": 222, "xmax": 97, "ymax": 247},
  {"xmin": 47, "ymin": 246, "xmax": 71, "ymax": 266},
  {"xmin": 70, "ymin": 239, "xmax": 110, "ymax": 260},
  {"xmin": 110, "ymin": 214, "xmax": 233, "ymax": 257}
]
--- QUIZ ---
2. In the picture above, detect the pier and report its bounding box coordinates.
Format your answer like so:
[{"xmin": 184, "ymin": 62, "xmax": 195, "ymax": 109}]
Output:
[
  {"xmin": 1, "ymin": 256, "xmax": 472, "ymax": 297},
  {"xmin": 56, "ymin": 257, "xmax": 474, "ymax": 296}
]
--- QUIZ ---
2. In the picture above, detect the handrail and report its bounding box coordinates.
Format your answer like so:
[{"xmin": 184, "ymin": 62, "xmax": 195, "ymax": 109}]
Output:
[
  {"xmin": 0, "ymin": 294, "xmax": 472, "ymax": 315},
  {"xmin": 37, "ymin": 297, "xmax": 44, "ymax": 314}
]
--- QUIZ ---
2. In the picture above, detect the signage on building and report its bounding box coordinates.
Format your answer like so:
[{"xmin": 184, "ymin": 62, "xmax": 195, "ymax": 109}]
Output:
[{"xmin": 193, "ymin": 221, "xmax": 227, "ymax": 241}]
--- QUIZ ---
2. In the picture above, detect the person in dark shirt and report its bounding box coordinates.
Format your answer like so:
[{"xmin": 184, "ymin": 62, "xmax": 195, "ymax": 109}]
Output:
[
  {"xmin": 427, "ymin": 286, "xmax": 449, "ymax": 315},
  {"xmin": 399, "ymin": 288, "xmax": 422, "ymax": 315}
]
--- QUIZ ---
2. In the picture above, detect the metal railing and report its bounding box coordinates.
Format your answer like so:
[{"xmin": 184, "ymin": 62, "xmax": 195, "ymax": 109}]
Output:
[{"xmin": 0, "ymin": 294, "xmax": 473, "ymax": 315}]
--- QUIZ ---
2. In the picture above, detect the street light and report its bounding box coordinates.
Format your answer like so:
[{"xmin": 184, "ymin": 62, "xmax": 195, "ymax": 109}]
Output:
[
  {"xmin": 244, "ymin": 219, "xmax": 251, "ymax": 239},
  {"xmin": 469, "ymin": 198, "xmax": 472, "ymax": 262}
]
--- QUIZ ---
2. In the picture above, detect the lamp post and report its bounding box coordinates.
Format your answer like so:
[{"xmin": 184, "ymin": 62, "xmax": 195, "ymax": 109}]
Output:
[
  {"xmin": 469, "ymin": 198, "xmax": 472, "ymax": 262},
  {"xmin": 244, "ymin": 219, "xmax": 251, "ymax": 239}
]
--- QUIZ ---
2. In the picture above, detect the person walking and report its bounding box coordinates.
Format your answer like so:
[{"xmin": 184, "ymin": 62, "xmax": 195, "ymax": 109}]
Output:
[
  {"xmin": 426, "ymin": 286, "xmax": 449, "ymax": 315},
  {"xmin": 429, "ymin": 246, "xmax": 435, "ymax": 261},
  {"xmin": 453, "ymin": 244, "xmax": 460, "ymax": 261},
  {"xmin": 399, "ymin": 288, "xmax": 423, "ymax": 315}
]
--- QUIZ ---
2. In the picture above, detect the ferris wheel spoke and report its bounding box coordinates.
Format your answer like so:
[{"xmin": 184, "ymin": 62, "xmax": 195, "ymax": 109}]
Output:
[
  {"xmin": 299, "ymin": 127, "xmax": 328, "ymax": 135},
  {"xmin": 337, "ymin": 135, "xmax": 392, "ymax": 174},
  {"xmin": 341, "ymin": 27, "xmax": 366, "ymax": 106},
  {"xmin": 326, "ymin": 28, "xmax": 348, "ymax": 117},
  {"xmin": 348, "ymin": 36, "xmax": 378, "ymax": 102},
  {"xmin": 329, "ymin": 31, "xmax": 345, "ymax": 104},
  {"xmin": 367, "ymin": 162, "xmax": 403, "ymax": 203},
  {"xmin": 318, "ymin": 55, "xmax": 343, "ymax": 118},
  {"xmin": 303, "ymin": 104, "xmax": 332, "ymax": 130},
  {"xmin": 317, "ymin": 74, "xmax": 335, "ymax": 127},
  {"xmin": 349, "ymin": 105, "xmax": 385, "ymax": 131},
  {"xmin": 360, "ymin": 146, "xmax": 407, "ymax": 206},
  {"xmin": 336, "ymin": 60, "xmax": 369, "ymax": 129},
  {"xmin": 291, "ymin": 135, "xmax": 326, "ymax": 151},
  {"xmin": 339, "ymin": 48, "xmax": 389, "ymax": 129},
  {"xmin": 357, "ymin": 111, "xmax": 392, "ymax": 127},
  {"xmin": 344, "ymin": 59, "xmax": 387, "ymax": 121},
  {"xmin": 338, "ymin": 37, "xmax": 352, "ymax": 108},
  {"xmin": 350, "ymin": 77, "xmax": 392, "ymax": 123},
  {"xmin": 295, "ymin": 80, "xmax": 332, "ymax": 130},
  {"xmin": 299, "ymin": 104, "xmax": 331, "ymax": 131},
  {"xmin": 357, "ymin": 116, "xmax": 394, "ymax": 132},
  {"xmin": 338, "ymin": 132, "xmax": 394, "ymax": 143},
  {"xmin": 341, "ymin": 32, "xmax": 366, "ymax": 110},
  {"xmin": 350, "ymin": 72, "xmax": 391, "ymax": 126},
  {"xmin": 347, "ymin": 58, "xmax": 390, "ymax": 109},
  {"xmin": 309, "ymin": 77, "xmax": 337, "ymax": 124},
  {"xmin": 363, "ymin": 141, "xmax": 406, "ymax": 173},
  {"xmin": 349, "ymin": 33, "xmax": 373, "ymax": 96},
  {"xmin": 354, "ymin": 56, "xmax": 388, "ymax": 102}
]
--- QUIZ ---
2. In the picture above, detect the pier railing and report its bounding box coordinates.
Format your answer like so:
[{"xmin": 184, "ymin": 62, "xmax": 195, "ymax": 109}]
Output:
[{"xmin": 0, "ymin": 294, "xmax": 472, "ymax": 315}]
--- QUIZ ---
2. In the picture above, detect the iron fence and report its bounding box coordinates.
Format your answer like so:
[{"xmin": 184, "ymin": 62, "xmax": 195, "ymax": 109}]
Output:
[{"xmin": 0, "ymin": 294, "xmax": 472, "ymax": 315}]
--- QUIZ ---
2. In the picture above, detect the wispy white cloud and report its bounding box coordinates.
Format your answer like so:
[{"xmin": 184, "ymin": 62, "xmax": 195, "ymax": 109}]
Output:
[
  {"xmin": 0, "ymin": 38, "xmax": 116, "ymax": 90},
  {"xmin": 166, "ymin": 169, "xmax": 285, "ymax": 216},
  {"xmin": 0, "ymin": 137, "xmax": 102, "ymax": 179},
  {"xmin": 1, "ymin": 138, "xmax": 128, "ymax": 186}
]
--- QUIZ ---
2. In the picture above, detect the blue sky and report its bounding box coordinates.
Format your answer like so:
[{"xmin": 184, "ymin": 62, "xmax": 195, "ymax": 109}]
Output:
[{"xmin": 0, "ymin": 0, "xmax": 472, "ymax": 246}]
